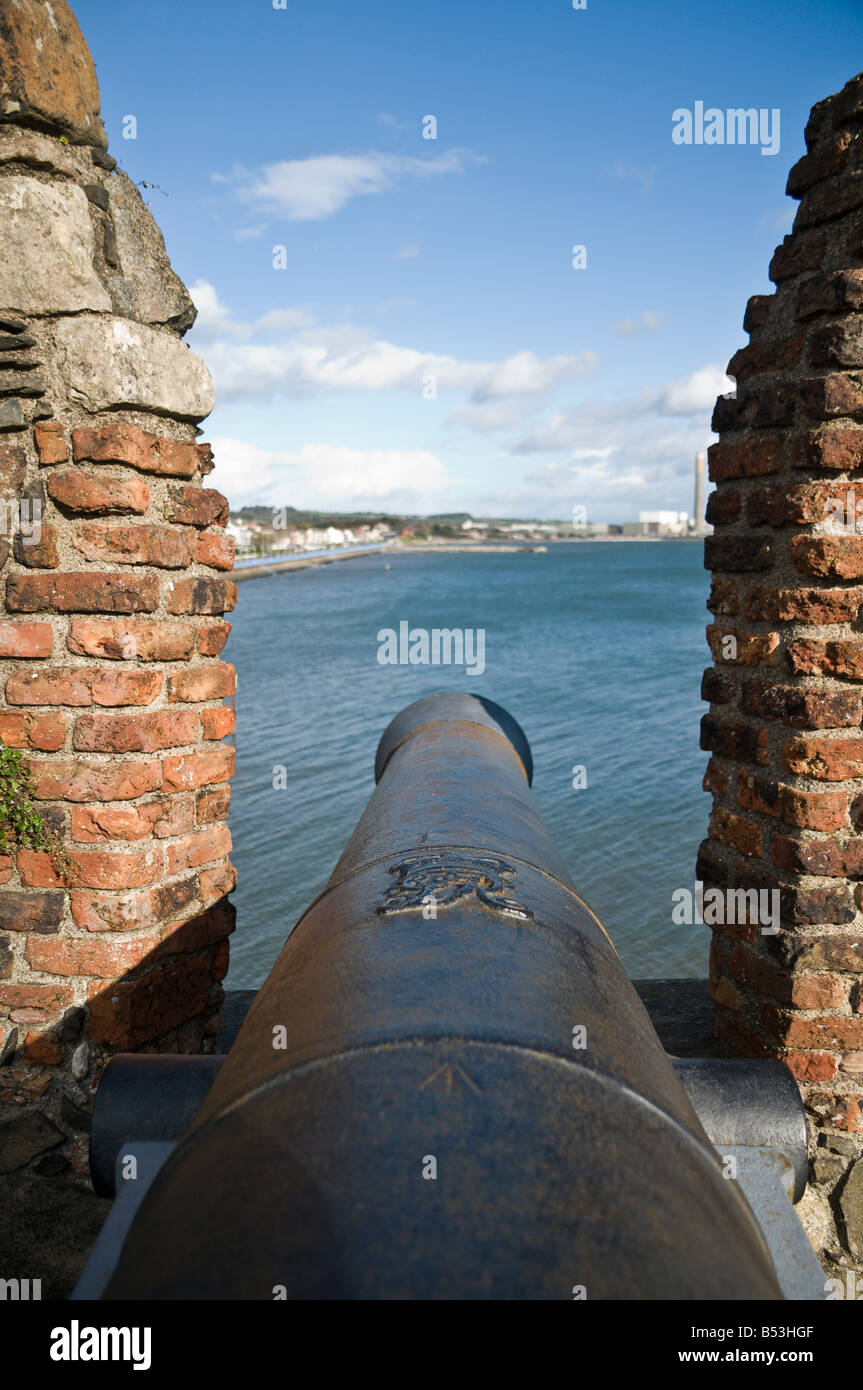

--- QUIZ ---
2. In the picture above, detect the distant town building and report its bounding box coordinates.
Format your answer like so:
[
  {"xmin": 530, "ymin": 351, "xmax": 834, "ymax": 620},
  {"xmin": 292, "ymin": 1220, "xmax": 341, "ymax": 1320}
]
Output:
[{"xmin": 624, "ymin": 510, "xmax": 690, "ymax": 538}]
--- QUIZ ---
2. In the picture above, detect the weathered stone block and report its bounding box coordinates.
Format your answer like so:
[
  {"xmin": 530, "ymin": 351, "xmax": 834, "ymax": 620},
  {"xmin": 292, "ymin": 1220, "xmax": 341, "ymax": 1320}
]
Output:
[
  {"xmin": 52, "ymin": 316, "xmax": 214, "ymax": 418},
  {"xmin": 0, "ymin": 177, "xmax": 111, "ymax": 315}
]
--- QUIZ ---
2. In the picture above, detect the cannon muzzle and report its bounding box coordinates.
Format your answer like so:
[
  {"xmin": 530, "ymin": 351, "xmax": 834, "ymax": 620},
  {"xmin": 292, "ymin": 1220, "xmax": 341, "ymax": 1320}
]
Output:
[{"xmin": 103, "ymin": 692, "xmax": 784, "ymax": 1299}]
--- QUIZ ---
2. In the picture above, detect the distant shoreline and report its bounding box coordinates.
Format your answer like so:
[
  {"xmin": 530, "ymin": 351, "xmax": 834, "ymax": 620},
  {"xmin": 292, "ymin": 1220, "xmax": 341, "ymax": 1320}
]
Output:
[{"xmin": 231, "ymin": 535, "xmax": 703, "ymax": 582}]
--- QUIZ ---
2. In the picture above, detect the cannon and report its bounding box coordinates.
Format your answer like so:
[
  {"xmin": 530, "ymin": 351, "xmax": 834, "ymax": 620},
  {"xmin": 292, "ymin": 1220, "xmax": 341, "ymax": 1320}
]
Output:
[{"xmin": 80, "ymin": 693, "xmax": 814, "ymax": 1300}]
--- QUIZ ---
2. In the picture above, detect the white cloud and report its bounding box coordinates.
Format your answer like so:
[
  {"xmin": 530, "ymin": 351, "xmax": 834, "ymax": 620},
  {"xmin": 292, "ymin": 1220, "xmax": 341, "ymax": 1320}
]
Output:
[
  {"xmin": 659, "ymin": 363, "xmax": 732, "ymax": 414},
  {"xmin": 472, "ymin": 349, "xmax": 599, "ymax": 401},
  {"xmin": 189, "ymin": 280, "xmax": 313, "ymax": 343},
  {"xmin": 603, "ymin": 159, "xmax": 657, "ymax": 189},
  {"xmin": 614, "ymin": 310, "xmax": 668, "ymax": 336},
  {"xmin": 513, "ymin": 364, "xmax": 732, "ymax": 453},
  {"xmin": 189, "ymin": 281, "xmax": 600, "ymax": 404},
  {"xmin": 396, "ymin": 244, "xmax": 421, "ymax": 259},
  {"xmin": 215, "ymin": 148, "xmax": 482, "ymax": 222},
  {"xmin": 210, "ymin": 436, "xmax": 450, "ymax": 510}
]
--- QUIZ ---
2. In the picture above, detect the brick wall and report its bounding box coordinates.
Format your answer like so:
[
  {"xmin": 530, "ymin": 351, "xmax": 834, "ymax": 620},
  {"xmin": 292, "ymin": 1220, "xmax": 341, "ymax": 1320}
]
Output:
[
  {"xmin": 702, "ymin": 72, "xmax": 863, "ymax": 1274},
  {"xmin": 0, "ymin": 1, "xmax": 236, "ymax": 1179}
]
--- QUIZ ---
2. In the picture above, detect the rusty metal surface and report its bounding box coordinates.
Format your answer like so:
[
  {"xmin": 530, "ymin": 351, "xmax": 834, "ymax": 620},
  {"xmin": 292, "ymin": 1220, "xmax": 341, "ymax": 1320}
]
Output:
[{"xmin": 105, "ymin": 693, "xmax": 783, "ymax": 1300}]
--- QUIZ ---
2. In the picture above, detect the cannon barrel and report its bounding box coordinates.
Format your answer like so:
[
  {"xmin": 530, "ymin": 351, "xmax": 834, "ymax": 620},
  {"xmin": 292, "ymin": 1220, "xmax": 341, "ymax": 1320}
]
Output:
[{"xmin": 104, "ymin": 692, "xmax": 783, "ymax": 1300}]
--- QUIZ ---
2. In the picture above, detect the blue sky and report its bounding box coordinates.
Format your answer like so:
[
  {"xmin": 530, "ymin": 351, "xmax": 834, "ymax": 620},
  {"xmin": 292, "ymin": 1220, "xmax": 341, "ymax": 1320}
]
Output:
[{"xmin": 76, "ymin": 0, "xmax": 863, "ymax": 521}]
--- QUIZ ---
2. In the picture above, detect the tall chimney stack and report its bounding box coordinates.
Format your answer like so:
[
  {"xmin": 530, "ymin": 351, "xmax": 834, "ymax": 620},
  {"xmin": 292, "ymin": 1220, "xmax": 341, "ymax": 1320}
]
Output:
[{"xmin": 694, "ymin": 450, "xmax": 706, "ymax": 532}]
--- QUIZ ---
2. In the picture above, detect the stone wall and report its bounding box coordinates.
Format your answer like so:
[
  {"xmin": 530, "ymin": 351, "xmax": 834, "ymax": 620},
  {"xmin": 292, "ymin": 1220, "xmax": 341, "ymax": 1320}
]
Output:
[
  {"xmin": 0, "ymin": 0, "xmax": 236, "ymax": 1180},
  {"xmin": 701, "ymin": 71, "xmax": 863, "ymax": 1277}
]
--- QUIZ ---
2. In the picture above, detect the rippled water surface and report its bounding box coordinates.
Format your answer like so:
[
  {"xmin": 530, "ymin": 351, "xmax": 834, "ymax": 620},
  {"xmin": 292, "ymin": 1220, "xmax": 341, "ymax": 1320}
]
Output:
[{"xmin": 223, "ymin": 541, "xmax": 712, "ymax": 987}]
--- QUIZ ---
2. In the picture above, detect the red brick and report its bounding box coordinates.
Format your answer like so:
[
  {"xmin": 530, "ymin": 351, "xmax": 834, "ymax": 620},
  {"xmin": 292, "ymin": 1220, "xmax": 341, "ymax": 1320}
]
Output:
[
  {"xmin": 705, "ymin": 489, "xmax": 742, "ymax": 525},
  {"xmin": 743, "ymin": 295, "xmax": 777, "ymax": 333},
  {"xmin": 198, "ymin": 860, "xmax": 236, "ymax": 902},
  {"xmin": 162, "ymin": 900, "xmax": 235, "ymax": 956},
  {"xmin": 194, "ymin": 531, "xmax": 234, "ymax": 570},
  {"xmin": 789, "ymin": 427, "xmax": 863, "ymax": 471},
  {"xmin": 33, "ymin": 422, "xmax": 67, "ymax": 466},
  {"xmin": 784, "ymin": 734, "xmax": 863, "ymax": 781},
  {"xmin": 71, "ymin": 797, "xmax": 195, "ymax": 843},
  {"xmin": 0, "ymin": 621, "xmax": 52, "ymax": 659},
  {"xmin": 6, "ymin": 572, "xmax": 159, "ymax": 614},
  {"xmin": 726, "ymin": 333, "xmax": 803, "ymax": 382},
  {"xmin": 6, "ymin": 666, "xmax": 162, "ymax": 708},
  {"xmin": 705, "ymin": 535, "xmax": 774, "ymax": 572},
  {"xmin": 86, "ymin": 953, "xmax": 211, "ymax": 1047},
  {"xmin": 201, "ymin": 706, "xmax": 235, "ymax": 740},
  {"xmin": 706, "ymin": 577, "xmax": 739, "ymax": 615},
  {"xmin": 771, "ymin": 834, "xmax": 863, "ymax": 877},
  {"xmin": 166, "ymin": 577, "xmax": 238, "ymax": 615},
  {"xmin": 725, "ymin": 944, "xmax": 780, "ymax": 999},
  {"xmin": 706, "ymin": 625, "xmax": 780, "ymax": 667},
  {"xmin": 810, "ymin": 316, "xmax": 863, "ymax": 369},
  {"xmin": 73, "ymin": 709, "xmax": 198, "ymax": 753},
  {"xmin": 787, "ymin": 639, "xmax": 863, "ymax": 681},
  {"xmin": 17, "ymin": 850, "xmax": 65, "ymax": 887},
  {"xmin": 0, "ymin": 889, "xmax": 64, "ymax": 933},
  {"xmin": 768, "ymin": 232, "xmax": 825, "ymax": 282},
  {"xmin": 212, "ymin": 938, "xmax": 229, "ymax": 981},
  {"xmin": 162, "ymin": 747, "xmax": 234, "ymax": 793},
  {"xmin": 714, "ymin": 1013, "xmax": 775, "ymax": 1059},
  {"xmin": 741, "ymin": 681, "xmax": 862, "ymax": 728},
  {"xmin": 786, "ymin": 132, "xmax": 852, "ymax": 198},
  {"xmin": 783, "ymin": 1052, "xmax": 837, "ymax": 1082},
  {"xmin": 797, "ymin": 266, "xmax": 863, "ymax": 319},
  {"xmin": 782, "ymin": 479, "xmax": 863, "ymax": 526},
  {"xmin": 67, "ymin": 618, "xmax": 196, "ymax": 662},
  {"xmin": 701, "ymin": 714, "xmax": 769, "ymax": 765},
  {"xmin": 792, "ymin": 535, "xmax": 863, "ymax": 580},
  {"xmin": 736, "ymin": 772, "xmax": 847, "ymax": 830},
  {"xmin": 196, "ymin": 785, "xmax": 231, "ymax": 825},
  {"xmin": 68, "ymin": 846, "xmax": 164, "ymax": 890},
  {"xmin": 790, "ymin": 974, "xmax": 848, "ymax": 1010},
  {"xmin": 0, "ymin": 711, "xmax": 66, "ymax": 752},
  {"xmin": 709, "ymin": 807, "xmax": 763, "ymax": 857},
  {"xmin": 761, "ymin": 1009, "xmax": 863, "ymax": 1051},
  {"xmin": 166, "ymin": 664, "xmax": 235, "ymax": 703},
  {"xmin": 197, "ymin": 621, "xmax": 231, "ymax": 657},
  {"xmin": 0, "ymin": 983, "xmax": 73, "ymax": 1012},
  {"xmin": 14, "ymin": 525, "xmax": 59, "ymax": 569},
  {"xmin": 744, "ymin": 586, "xmax": 863, "ymax": 623},
  {"xmin": 23, "ymin": 1030, "xmax": 63, "ymax": 1065},
  {"xmin": 165, "ymin": 486, "xmax": 228, "ymax": 528},
  {"xmin": 165, "ymin": 824, "xmax": 232, "ymax": 875},
  {"xmin": 71, "ymin": 424, "xmax": 200, "ymax": 478},
  {"xmin": 28, "ymin": 757, "xmax": 162, "ymax": 803},
  {"xmin": 799, "ymin": 373, "xmax": 863, "ymax": 420},
  {"xmin": 791, "ymin": 936, "xmax": 863, "ymax": 972},
  {"xmin": 70, "ymin": 876, "xmax": 198, "ymax": 932},
  {"xmin": 795, "ymin": 171, "xmax": 863, "ymax": 229},
  {"xmin": 71, "ymin": 523, "xmax": 191, "ymax": 569},
  {"xmin": 26, "ymin": 933, "xmax": 160, "ymax": 977},
  {"xmin": 47, "ymin": 470, "xmax": 150, "ymax": 515},
  {"xmin": 707, "ymin": 437, "xmax": 782, "ymax": 482}
]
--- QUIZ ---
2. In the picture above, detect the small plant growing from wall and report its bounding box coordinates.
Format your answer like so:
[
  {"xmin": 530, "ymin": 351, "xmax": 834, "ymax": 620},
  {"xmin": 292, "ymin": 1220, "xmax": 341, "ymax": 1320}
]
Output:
[{"xmin": 0, "ymin": 745, "xmax": 69, "ymax": 874}]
